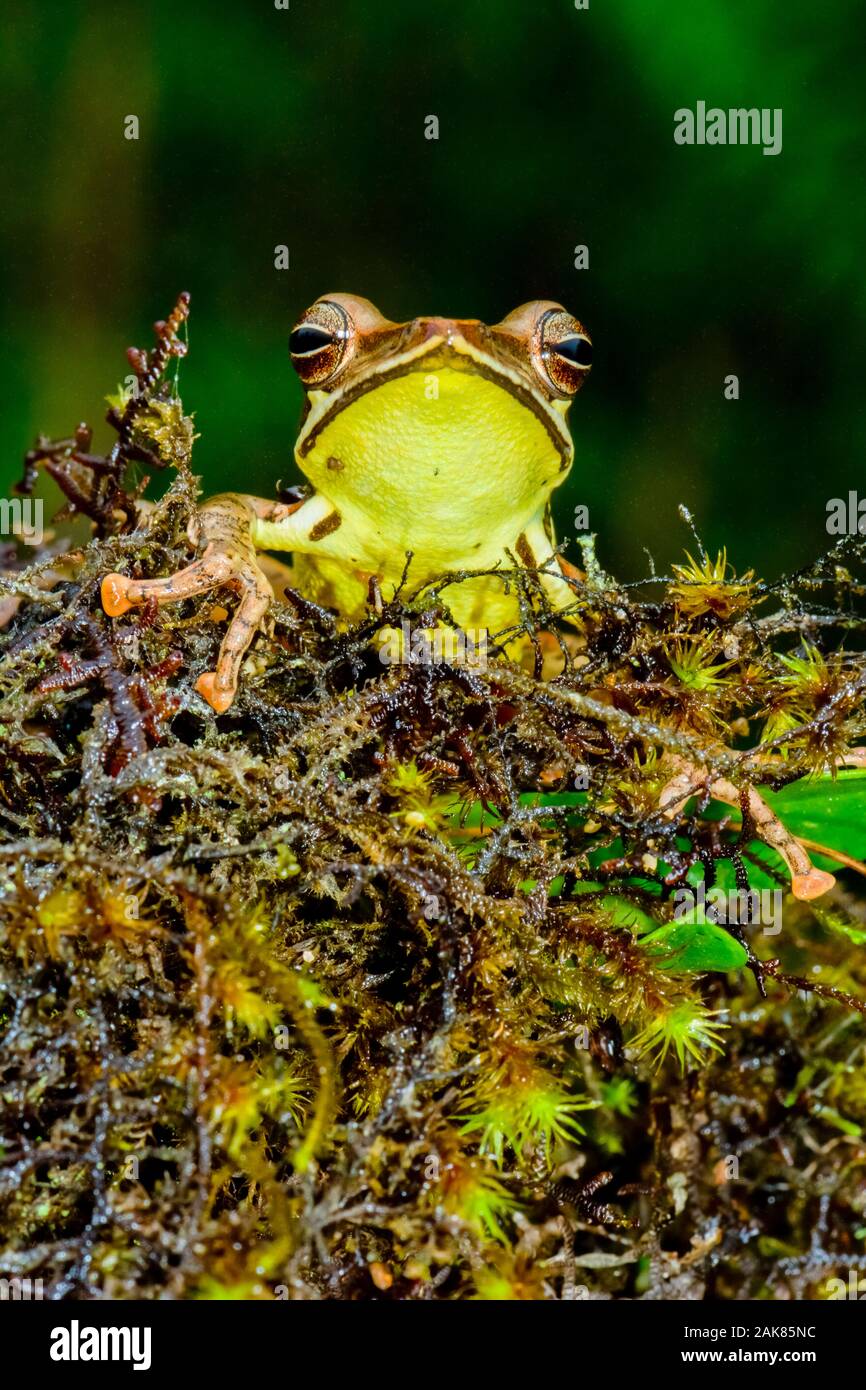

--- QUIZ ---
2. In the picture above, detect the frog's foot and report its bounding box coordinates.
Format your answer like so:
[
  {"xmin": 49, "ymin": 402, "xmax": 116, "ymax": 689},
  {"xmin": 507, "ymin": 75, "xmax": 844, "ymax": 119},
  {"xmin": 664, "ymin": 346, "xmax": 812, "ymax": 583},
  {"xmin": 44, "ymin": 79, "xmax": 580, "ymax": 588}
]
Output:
[
  {"xmin": 102, "ymin": 498, "xmax": 274, "ymax": 713},
  {"xmin": 659, "ymin": 756, "xmax": 836, "ymax": 902}
]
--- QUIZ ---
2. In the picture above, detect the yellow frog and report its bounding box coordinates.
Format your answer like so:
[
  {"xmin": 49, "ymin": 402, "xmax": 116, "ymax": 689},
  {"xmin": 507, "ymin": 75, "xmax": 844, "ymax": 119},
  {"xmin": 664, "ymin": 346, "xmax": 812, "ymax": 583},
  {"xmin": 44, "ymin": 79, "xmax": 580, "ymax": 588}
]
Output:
[{"xmin": 102, "ymin": 294, "xmax": 592, "ymax": 711}]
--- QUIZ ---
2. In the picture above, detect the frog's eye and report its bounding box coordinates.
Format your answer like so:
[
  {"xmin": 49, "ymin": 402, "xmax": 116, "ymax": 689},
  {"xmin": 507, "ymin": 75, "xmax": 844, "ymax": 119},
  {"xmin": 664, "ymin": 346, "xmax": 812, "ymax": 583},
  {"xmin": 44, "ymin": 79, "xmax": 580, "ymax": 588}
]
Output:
[
  {"xmin": 289, "ymin": 300, "xmax": 353, "ymax": 387},
  {"xmin": 537, "ymin": 309, "xmax": 592, "ymax": 397}
]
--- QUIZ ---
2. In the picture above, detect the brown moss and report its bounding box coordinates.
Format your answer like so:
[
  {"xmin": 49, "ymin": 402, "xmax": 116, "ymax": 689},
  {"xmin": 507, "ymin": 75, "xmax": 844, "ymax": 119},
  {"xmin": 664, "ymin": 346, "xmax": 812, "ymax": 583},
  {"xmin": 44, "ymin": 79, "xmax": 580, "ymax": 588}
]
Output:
[{"xmin": 1, "ymin": 300, "xmax": 866, "ymax": 1300}]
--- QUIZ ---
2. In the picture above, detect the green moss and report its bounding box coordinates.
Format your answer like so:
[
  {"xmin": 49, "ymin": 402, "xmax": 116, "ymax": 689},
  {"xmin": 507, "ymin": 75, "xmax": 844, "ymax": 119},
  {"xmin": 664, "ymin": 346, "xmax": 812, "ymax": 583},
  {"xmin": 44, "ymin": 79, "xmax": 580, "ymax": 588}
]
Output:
[{"xmin": 2, "ymin": 301, "xmax": 866, "ymax": 1299}]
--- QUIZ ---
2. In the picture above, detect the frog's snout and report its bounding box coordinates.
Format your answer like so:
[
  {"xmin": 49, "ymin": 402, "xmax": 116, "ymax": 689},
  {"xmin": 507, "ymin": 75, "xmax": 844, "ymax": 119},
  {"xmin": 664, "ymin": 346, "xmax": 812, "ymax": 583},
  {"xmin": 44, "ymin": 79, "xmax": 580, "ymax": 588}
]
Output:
[
  {"xmin": 408, "ymin": 316, "xmax": 483, "ymax": 352},
  {"xmin": 419, "ymin": 316, "xmax": 457, "ymax": 343}
]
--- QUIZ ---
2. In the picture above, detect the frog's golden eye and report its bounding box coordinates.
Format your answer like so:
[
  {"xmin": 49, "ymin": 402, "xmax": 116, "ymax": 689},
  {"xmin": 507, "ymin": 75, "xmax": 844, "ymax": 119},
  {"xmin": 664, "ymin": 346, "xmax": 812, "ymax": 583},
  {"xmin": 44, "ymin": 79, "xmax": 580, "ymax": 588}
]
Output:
[
  {"xmin": 537, "ymin": 309, "xmax": 592, "ymax": 397},
  {"xmin": 289, "ymin": 300, "xmax": 353, "ymax": 387}
]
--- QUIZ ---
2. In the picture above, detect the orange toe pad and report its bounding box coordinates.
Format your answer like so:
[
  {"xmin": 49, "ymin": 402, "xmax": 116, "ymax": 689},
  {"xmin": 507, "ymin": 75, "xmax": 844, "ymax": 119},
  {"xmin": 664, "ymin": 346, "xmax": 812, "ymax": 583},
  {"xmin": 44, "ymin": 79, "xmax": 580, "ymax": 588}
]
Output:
[
  {"xmin": 791, "ymin": 868, "xmax": 836, "ymax": 901},
  {"xmin": 101, "ymin": 574, "xmax": 134, "ymax": 617},
  {"xmin": 195, "ymin": 671, "xmax": 234, "ymax": 714}
]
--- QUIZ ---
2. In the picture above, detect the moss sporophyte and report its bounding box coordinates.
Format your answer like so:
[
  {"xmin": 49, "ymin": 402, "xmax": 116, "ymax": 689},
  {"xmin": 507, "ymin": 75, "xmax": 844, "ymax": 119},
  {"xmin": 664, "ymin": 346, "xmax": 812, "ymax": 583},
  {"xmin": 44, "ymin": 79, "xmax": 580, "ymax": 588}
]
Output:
[{"xmin": 2, "ymin": 295, "xmax": 866, "ymax": 1299}]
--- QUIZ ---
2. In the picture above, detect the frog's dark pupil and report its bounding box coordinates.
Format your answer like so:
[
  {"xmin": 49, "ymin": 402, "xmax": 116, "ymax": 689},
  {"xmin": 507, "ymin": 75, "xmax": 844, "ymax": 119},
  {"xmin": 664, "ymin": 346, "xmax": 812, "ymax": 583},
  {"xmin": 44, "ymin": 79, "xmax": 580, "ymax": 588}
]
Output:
[
  {"xmin": 555, "ymin": 335, "xmax": 592, "ymax": 368},
  {"xmin": 290, "ymin": 325, "xmax": 334, "ymax": 356}
]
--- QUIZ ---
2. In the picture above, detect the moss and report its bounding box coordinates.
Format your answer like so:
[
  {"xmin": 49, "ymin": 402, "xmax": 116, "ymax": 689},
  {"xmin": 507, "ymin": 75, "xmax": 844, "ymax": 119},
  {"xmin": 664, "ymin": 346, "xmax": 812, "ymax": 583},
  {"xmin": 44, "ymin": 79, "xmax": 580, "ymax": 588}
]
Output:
[{"xmin": 2, "ymin": 298, "xmax": 866, "ymax": 1300}]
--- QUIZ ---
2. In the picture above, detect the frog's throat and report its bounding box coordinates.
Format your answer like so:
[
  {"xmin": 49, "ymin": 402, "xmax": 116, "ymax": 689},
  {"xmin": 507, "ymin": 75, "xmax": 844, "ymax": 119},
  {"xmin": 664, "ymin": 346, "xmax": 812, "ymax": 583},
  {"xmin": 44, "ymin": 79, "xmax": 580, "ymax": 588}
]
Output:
[{"xmin": 296, "ymin": 334, "xmax": 573, "ymax": 473}]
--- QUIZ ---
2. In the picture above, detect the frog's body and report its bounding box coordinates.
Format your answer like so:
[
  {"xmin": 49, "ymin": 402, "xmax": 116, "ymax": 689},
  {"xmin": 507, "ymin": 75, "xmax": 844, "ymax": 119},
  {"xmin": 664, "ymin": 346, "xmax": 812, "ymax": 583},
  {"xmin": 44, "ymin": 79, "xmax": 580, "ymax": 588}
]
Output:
[
  {"xmin": 95, "ymin": 294, "xmax": 844, "ymax": 906},
  {"xmin": 102, "ymin": 295, "xmax": 592, "ymax": 710}
]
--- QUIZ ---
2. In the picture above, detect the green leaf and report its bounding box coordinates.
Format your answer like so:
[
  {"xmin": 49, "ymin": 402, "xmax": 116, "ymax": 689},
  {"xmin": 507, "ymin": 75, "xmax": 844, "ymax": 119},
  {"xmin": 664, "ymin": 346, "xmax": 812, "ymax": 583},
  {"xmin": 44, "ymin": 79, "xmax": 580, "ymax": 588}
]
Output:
[
  {"xmin": 687, "ymin": 771, "xmax": 866, "ymax": 888},
  {"xmin": 812, "ymin": 1105, "xmax": 862, "ymax": 1138},
  {"xmin": 599, "ymin": 895, "xmax": 659, "ymax": 933},
  {"xmin": 760, "ymin": 770, "xmax": 866, "ymax": 862},
  {"xmin": 783, "ymin": 1063, "xmax": 816, "ymax": 1108},
  {"xmin": 639, "ymin": 918, "xmax": 748, "ymax": 974},
  {"xmin": 813, "ymin": 910, "xmax": 866, "ymax": 947}
]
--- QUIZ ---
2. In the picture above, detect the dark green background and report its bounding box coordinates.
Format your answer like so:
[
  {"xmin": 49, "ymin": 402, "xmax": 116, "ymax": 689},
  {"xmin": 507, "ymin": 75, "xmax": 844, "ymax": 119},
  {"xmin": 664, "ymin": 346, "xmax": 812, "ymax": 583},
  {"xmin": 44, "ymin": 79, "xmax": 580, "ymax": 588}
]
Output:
[{"xmin": 2, "ymin": 0, "xmax": 864, "ymax": 580}]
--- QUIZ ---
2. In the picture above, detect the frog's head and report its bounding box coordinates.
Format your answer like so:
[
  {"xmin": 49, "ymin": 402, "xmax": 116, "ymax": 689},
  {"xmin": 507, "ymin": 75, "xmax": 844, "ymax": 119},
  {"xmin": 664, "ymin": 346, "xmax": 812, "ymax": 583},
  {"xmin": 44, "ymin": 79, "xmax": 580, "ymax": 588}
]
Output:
[{"xmin": 288, "ymin": 294, "xmax": 591, "ymax": 523}]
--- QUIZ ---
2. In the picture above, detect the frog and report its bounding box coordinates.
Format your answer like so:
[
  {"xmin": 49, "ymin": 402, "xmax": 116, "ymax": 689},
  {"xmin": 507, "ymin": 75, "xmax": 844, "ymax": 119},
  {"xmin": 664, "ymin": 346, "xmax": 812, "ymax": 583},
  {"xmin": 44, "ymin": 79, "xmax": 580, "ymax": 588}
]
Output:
[
  {"xmin": 101, "ymin": 293, "xmax": 593, "ymax": 712},
  {"xmin": 98, "ymin": 295, "xmax": 843, "ymax": 903}
]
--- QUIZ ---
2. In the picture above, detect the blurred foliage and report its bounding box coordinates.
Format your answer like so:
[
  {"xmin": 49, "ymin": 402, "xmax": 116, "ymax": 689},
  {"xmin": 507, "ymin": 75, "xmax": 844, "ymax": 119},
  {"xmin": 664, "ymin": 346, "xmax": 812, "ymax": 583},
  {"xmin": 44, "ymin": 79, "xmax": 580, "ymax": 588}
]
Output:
[{"xmin": 2, "ymin": 0, "xmax": 865, "ymax": 579}]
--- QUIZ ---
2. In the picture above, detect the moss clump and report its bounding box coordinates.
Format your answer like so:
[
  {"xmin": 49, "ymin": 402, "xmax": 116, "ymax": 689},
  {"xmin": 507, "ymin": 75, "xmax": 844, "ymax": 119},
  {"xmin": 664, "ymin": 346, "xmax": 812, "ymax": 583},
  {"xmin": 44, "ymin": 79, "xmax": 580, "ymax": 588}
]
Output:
[{"xmin": 2, "ymin": 299, "xmax": 866, "ymax": 1299}]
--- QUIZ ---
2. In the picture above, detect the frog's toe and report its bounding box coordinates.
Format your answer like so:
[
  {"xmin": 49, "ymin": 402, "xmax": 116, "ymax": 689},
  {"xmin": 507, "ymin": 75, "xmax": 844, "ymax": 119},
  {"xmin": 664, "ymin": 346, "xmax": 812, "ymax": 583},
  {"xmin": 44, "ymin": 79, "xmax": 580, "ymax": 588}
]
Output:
[
  {"xmin": 195, "ymin": 671, "xmax": 235, "ymax": 714},
  {"xmin": 791, "ymin": 867, "xmax": 836, "ymax": 901},
  {"xmin": 101, "ymin": 573, "xmax": 135, "ymax": 617},
  {"xmin": 102, "ymin": 551, "xmax": 236, "ymax": 619},
  {"xmin": 194, "ymin": 573, "xmax": 272, "ymax": 714}
]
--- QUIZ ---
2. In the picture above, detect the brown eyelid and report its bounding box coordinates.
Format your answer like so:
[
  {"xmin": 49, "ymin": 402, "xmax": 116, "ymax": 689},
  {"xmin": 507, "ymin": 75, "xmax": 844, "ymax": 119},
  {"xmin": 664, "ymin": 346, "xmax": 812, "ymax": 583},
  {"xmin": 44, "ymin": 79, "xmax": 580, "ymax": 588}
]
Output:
[{"xmin": 490, "ymin": 300, "xmax": 592, "ymax": 399}]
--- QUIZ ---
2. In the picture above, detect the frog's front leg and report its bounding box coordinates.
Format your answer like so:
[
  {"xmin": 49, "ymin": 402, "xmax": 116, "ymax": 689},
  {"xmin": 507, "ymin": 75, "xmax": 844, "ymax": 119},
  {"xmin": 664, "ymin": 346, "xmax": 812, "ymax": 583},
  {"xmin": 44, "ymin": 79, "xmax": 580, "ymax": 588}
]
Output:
[
  {"xmin": 516, "ymin": 513, "xmax": 583, "ymax": 620},
  {"xmin": 101, "ymin": 491, "xmax": 340, "ymax": 712}
]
